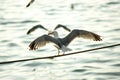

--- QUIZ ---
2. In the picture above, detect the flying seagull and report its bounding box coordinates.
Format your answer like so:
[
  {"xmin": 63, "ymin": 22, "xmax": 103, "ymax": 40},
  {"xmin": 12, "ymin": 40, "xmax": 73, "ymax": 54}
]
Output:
[
  {"xmin": 27, "ymin": 24, "xmax": 71, "ymax": 35},
  {"xmin": 26, "ymin": 0, "xmax": 35, "ymax": 7},
  {"xmin": 29, "ymin": 29, "xmax": 102, "ymax": 55}
]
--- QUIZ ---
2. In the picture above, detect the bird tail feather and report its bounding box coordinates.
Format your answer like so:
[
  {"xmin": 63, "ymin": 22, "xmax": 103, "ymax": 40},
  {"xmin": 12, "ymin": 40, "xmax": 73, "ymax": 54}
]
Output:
[{"xmin": 61, "ymin": 45, "xmax": 72, "ymax": 53}]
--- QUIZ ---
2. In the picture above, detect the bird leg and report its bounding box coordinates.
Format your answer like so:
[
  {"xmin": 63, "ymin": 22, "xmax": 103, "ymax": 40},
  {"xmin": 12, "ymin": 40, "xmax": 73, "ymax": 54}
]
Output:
[
  {"xmin": 62, "ymin": 52, "xmax": 65, "ymax": 55},
  {"xmin": 57, "ymin": 49, "xmax": 66, "ymax": 55},
  {"xmin": 57, "ymin": 49, "xmax": 60, "ymax": 55}
]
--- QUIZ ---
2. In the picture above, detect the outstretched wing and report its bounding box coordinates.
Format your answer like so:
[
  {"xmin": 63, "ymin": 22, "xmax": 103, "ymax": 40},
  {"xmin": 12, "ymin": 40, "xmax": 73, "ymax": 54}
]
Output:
[
  {"xmin": 29, "ymin": 35, "xmax": 61, "ymax": 50},
  {"xmin": 26, "ymin": 0, "xmax": 35, "ymax": 7},
  {"xmin": 27, "ymin": 24, "xmax": 48, "ymax": 34},
  {"xmin": 54, "ymin": 24, "xmax": 71, "ymax": 32},
  {"xmin": 76, "ymin": 30, "xmax": 102, "ymax": 41},
  {"xmin": 62, "ymin": 29, "xmax": 102, "ymax": 46}
]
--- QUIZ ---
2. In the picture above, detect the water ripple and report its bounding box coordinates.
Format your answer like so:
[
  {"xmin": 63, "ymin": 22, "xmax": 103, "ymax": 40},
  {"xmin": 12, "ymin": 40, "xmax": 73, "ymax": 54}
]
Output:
[
  {"xmin": 0, "ymin": 20, "xmax": 38, "ymax": 25},
  {"xmin": 111, "ymin": 63, "xmax": 120, "ymax": 67},
  {"xmin": 8, "ymin": 43, "xmax": 18, "ymax": 47},
  {"xmin": 0, "ymin": 0, "xmax": 120, "ymax": 80},
  {"xmin": 106, "ymin": 1, "xmax": 120, "ymax": 5},
  {"xmin": 86, "ymin": 72, "xmax": 120, "ymax": 76},
  {"xmin": 72, "ymin": 69, "xmax": 87, "ymax": 73},
  {"xmin": 22, "ymin": 62, "xmax": 54, "ymax": 67},
  {"xmin": 83, "ymin": 59, "xmax": 112, "ymax": 63}
]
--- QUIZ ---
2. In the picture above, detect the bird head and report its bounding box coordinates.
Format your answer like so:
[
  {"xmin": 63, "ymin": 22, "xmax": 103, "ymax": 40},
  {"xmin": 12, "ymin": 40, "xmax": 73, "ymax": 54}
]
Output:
[{"xmin": 48, "ymin": 31, "xmax": 59, "ymax": 38}]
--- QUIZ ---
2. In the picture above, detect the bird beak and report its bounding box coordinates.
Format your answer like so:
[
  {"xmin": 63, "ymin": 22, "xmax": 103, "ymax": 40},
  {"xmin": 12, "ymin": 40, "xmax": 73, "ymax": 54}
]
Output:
[{"xmin": 48, "ymin": 32, "xmax": 54, "ymax": 35}]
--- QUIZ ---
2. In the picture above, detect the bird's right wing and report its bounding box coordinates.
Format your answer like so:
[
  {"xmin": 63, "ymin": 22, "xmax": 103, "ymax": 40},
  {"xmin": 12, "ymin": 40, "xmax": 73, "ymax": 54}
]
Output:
[
  {"xmin": 62, "ymin": 29, "xmax": 102, "ymax": 46},
  {"xmin": 29, "ymin": 35, "xmax": 60, "ymax": 50},
  {"xmin": 27, "ymin": 24, "xmax": 48, "ymax": 34},
  {"xmin": 77, "ymin": 30, "xmax": 102, "ymax": 41},
  {"xmin": 54, "ymin": 24, "xmax": 71, "ymax": 32}
]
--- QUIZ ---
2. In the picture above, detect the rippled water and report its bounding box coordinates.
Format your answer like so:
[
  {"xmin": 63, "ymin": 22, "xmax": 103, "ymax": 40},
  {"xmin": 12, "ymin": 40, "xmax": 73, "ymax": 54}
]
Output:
[{"xmin": 0, "ymin": 0, "xmax": 120, "ymax": 80}]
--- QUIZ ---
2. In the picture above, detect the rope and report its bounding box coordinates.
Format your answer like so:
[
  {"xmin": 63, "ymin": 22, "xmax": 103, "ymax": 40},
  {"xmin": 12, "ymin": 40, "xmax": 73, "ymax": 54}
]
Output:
[{"xmin": 0, "ymin": 43, "xmax": 120, "ymax": 64}]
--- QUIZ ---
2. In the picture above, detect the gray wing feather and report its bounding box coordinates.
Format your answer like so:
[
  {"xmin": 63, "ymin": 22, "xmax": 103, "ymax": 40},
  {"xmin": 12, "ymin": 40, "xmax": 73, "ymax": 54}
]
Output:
[
  {"xmin": 62, "ymin": 29, "xmax": 102, "ymax": 46},
  {"xmin": 27, "ymin": 24, "xmax": 48, "ymax": 34},
  {"xmin": 54, "ymin": 24, "xmax": 71, "ymax": 32},
  {"xmin": 29, "ymin": 35, "xmax": 60, "ymax": 50},
  {"xmin": 78, "ymin": 30, "xmax": 102, "ymax": 41}
]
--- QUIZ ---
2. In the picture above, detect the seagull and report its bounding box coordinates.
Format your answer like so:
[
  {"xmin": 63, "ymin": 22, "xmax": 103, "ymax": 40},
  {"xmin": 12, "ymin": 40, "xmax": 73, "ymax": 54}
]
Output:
[
  {"xmin": 26, "ymin": 0, "xmax": 35, "ymax": 7},
  {"xmin": 27, "ymin": 24, "xmax": 71, "ymax": 35},
  {"xmin": 29, "ymin": 29, "xmax": 102, "ymax": 55}
]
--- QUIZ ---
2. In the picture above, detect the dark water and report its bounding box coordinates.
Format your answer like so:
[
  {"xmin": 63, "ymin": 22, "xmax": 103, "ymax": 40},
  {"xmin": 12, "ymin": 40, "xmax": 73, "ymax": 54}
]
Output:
[{"xmin": 0, "ymin": 0, "xmax": 120, "ymax": 80}]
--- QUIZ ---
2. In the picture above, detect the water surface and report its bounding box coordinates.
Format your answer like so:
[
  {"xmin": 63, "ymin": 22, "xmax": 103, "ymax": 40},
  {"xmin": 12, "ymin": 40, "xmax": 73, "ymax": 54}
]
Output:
[{"xmin": 0, "ymin": 0, "xmax": 120, "ymax": 80}]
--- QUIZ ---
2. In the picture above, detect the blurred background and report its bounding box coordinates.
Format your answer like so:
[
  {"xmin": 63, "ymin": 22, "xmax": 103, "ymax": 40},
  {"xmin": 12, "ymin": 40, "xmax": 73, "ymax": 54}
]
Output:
[{"xmin": 0, "ymin": 0, "xmax": 120, "ymax": 80}]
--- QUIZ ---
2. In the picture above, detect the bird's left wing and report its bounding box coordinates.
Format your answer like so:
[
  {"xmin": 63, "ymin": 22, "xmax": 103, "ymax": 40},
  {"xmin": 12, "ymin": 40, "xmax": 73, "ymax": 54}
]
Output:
[
  {"xmin": 29, "ymin": 35, "xmax": 61, "ymax": 50},
  {"xmin": 27, "ymin": 24, "xmax": 48, "ymax": 34}
]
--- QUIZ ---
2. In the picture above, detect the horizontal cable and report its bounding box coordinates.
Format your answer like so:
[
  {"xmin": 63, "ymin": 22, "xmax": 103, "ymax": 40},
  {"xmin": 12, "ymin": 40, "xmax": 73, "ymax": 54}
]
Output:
[{"xmin": 0, "ymin": 43, "xmax": 120, "ymax": 64}]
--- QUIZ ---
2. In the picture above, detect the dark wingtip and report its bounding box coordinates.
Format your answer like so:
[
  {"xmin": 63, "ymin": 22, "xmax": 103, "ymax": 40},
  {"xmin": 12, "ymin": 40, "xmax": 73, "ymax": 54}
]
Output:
[
  {"xmin": 29, "ymin": 41, "xmax": 36, "ymax": 50},
  {"xmin": 94, "ymin": 34, "xmax": 102, "ymax": 41},
  {"xmin": 26, "ymin": 4, "xmax": 30, "ymax": 7},
  {"xmin": 26, "ymin": 0, "xmax": 35, "ymax": 8},
  {"xmin": 27, "ymin": 31, "xmax": 30, "ymax": 35},
  {"xmin": 26, "ymin": 3, "xmax": 30, "ymax": 8}
]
